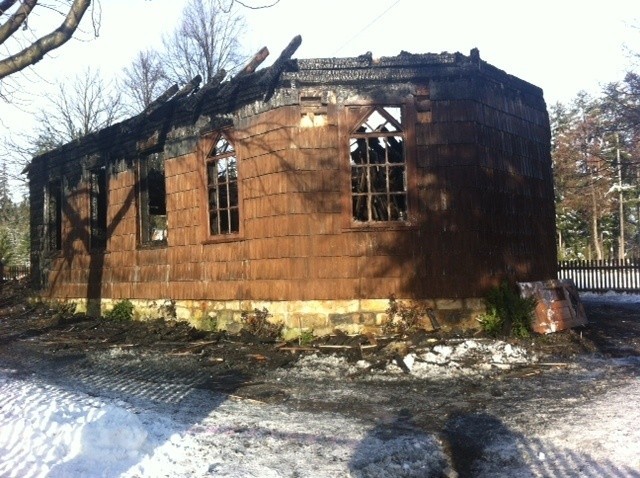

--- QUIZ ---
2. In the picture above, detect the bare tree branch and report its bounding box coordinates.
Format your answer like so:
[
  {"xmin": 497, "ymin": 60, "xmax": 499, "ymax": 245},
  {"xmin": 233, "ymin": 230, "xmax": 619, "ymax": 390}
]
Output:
[
  {"xmin": 0, "ymin": 0, "xmax": 36, "ymax": 45},
  {"xmin": 0, "ymin": 0, "xmax": 92, "ymax": 80},
  {"xmin": 33, "ymin": 66, "xmax": 124, "ymax": 147},
  {"xmin": 233, "ymin": 0, "xmax": 279, "ymax": 9},
  {"xmin": 162, "ymin": 0, "xmax": 246, "ymax": 85},
  {"xmin": 0, "ymin": 1, "xmax": 19, "ymax": 16},
  {"xmin": 122, "ymin": 49, "xmax": 172, "ymax": 114},
  {"xmin": 216, "ymin": 0, "xmax": 280, "ymax": 12}
]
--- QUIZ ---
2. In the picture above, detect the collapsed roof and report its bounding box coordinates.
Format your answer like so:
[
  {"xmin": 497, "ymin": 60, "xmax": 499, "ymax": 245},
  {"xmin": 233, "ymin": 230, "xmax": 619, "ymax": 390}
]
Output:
[{"xmin": 28, "ymin": 34, "xmax": 543, "ymax": 173}]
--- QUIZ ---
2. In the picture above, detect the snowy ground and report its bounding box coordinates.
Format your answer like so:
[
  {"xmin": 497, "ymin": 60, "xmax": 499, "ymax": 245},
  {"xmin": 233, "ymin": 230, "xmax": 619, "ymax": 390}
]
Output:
[
  {"xmin": 581, "ymin": 291, "xmax": 640, "ymax": 304},
  {"xmin": 1, "ymin": 297, "xmax": 640, "ymax": 477},
  {"xmin": 0, "ymin": 362, "xmax": 451, "ymax": 478}
]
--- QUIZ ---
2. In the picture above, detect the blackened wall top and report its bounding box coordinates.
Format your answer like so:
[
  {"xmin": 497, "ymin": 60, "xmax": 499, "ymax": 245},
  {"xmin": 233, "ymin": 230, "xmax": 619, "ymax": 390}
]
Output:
[{"xmin": 27, "ymin": 43, "xmax": 546, "ymax": 176}]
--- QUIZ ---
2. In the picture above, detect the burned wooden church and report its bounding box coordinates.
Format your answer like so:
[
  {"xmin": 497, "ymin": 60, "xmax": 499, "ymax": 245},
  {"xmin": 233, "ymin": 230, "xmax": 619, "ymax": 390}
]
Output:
[{"xmin": 27, "ymin": 37, "xmax": 556, "ymax": 333}]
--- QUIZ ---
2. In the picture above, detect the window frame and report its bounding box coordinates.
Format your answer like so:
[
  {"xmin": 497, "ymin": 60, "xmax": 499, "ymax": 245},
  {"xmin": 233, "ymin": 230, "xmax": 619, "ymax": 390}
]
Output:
[
  {"xmin": 344, "ymin": 103, "xmax": 416, "ymax": 229},
  {"xmin": 45, "ymin": 177, "xmax": 63, "ymax": 253},
  {"xmin": 138, "ymin": 151, "xmax": 168, "ymax": 248},
  {"xmin": 200, "ymin": 130, "xmax": 243, "ymax": 243},
  {"xmin": 89, "ymin": 166, "xmax": 108, "ymax": 251}
]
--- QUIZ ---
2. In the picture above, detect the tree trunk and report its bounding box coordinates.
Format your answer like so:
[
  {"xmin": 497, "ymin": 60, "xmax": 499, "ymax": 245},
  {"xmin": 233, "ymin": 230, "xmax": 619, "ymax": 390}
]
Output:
[
  {"xmin": 616, "ymin": 136, "xmax": 625, "ymax": 259},
  {"xmin": 557, "ymin": 229, "xmax": 564, "ymax": 260},
  {"xmin": 591, "ymin": 180, "xmax": 603, "ymax": 260}
]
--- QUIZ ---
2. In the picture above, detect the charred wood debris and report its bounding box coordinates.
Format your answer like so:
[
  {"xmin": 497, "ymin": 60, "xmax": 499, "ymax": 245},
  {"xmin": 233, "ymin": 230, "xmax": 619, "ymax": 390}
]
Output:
[{"xmin": 0, "ymin": 280, "xmax": 585, "ymax": 377}]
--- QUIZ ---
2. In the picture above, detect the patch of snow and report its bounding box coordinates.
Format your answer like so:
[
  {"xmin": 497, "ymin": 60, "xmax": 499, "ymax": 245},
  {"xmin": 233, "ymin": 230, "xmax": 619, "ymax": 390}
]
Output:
[
  {"xmin": 470, "ymin": 378, "xmax": 640, "ymax": 477},
  {"xmin": 0, "ymin": 338, "xmax": 638, "ymax": 477},
  {"xmin": 0, "ymin": 371, "xmax": 452, "ymax": 477},
  {"xmin": 277, "ymin": 340, "xmax": 537, "ymax": 381},
  {"xmin": 580, "ymin": 291, "xmax": 640, "ymax": 303},
  {"xmin": 0, "ymin": 375, "xmax": 147, "ymax": 478},
  {"xmin": 275, "ymin": 353, "xmax": 361, "ymax": 379},
  {"xmin": 349, "ymin": 434, "xmax": 450, "ymax": 478}
]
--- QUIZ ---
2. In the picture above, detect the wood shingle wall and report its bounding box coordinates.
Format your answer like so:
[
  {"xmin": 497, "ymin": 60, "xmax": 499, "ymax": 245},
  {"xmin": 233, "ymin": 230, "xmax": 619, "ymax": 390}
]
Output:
[{"xmin": 28, "ymin": 48, "xmax": 556, "ymax": 332}]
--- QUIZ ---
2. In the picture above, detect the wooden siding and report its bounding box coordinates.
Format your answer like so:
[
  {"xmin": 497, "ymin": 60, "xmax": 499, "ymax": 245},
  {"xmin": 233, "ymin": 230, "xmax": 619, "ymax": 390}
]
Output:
[{"xmin": 32, "ymin": 64, "xmax": 556, "ymax": 307}]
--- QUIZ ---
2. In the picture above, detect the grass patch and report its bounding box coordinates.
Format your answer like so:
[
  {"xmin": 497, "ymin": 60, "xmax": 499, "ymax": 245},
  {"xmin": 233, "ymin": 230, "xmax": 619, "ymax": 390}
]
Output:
[{"xmin": 298, "ymin": 329, "xmax": 315, "ymax": 346}]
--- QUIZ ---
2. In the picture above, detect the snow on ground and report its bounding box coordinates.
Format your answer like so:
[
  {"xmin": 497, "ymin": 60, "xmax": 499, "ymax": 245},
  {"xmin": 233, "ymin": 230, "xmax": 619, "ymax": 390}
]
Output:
[
  {"xmin": 465, "ymin": 357, "xmax": 640, "ymax": 477},
  {"xmin": 1, "ymin": 360, "xmax": 639, "ymax": 478},
  {"xmin": 1, "ymin": 353, "xmax": 639, "ymax": 476},
  {"xmin": 0, "ymin": 370, "xmax": 451, "ymax": 478},
  {"xmin": 581, "ymin": 291, "xmax": 640, "ymax": 304},
  {"xmin": 275, "ymin": 339, "xmax": 539, "ymax": 381},
  {"xmin": 1, "ymin": 294, "xmax": 640, "ymax": 477},
  {"xmin": 0, "ymin": 373, "xmax": 144, "ymax": 478}
]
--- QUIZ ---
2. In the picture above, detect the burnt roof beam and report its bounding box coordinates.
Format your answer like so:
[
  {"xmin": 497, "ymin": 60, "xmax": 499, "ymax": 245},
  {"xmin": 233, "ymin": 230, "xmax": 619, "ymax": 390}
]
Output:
[
  {"xmin": 187, "ymin": 68, "xmax": 228, "ymax": 119},
  {"xmin": 235, "ymin": 46, "xmax": 270, "ymax": 78},
  {"xmin": 173, "ymin": 74, "xmax": 202, "ymax": 100},
  {"xmin": 263, "ymin": 34, "xmax": 302, "ymax": 101},
  {"xmin": 144, "ymin": 84, "xmax": 179, "ymax": 116}
]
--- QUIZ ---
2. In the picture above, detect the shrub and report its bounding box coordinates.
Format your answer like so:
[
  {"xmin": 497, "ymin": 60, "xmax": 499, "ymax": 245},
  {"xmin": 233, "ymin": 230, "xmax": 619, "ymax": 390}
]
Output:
[
  {"xmin": 478, "ymin": 282, "xmax": 536, "ymax": 338},
  {"xmin": 159, "ymin": 299, "xmax": 177, "ymax": 320},
  {"xmin": 241, "ymin": 307, "xmax": 283, "ymax": 341},
  {"xmin": 48, "ymin": 302, "xmax": 77, "ymax": 324},
  {"xmin": 53, "ymin": 302, "xmax": 77, "ymax": 315},
  {"xmin": 382, "ymin": 295, "xmax": 434, "ymax": 336},
  {"xmin": 202, "ymin": 316, "xmax": 218, "ymax": 332},
  {"xmin": 477, "ymin": 308, "xmax": 502, "ymax": 336},
  {"xmin": 106, "ymin": 300, "xmax": 134, "ymax": 321}
]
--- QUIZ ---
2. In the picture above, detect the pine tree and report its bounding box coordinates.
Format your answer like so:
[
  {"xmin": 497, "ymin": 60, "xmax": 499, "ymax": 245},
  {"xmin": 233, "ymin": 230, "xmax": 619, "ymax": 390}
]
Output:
[
  {"xmin": 551, "ymin": 94, "xmax": 617, "ymax": 259},
  {"xmin": 0, "ymin": 163, "xmax": 29, "ymax": 267},
  {"xmin": 0, "ymin": 162, "xmax": 13, "ymax": 223}
]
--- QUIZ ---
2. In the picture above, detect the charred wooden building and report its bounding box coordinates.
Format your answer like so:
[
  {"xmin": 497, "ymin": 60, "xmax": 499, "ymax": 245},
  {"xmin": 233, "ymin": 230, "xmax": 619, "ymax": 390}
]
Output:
[{"xmin": 27, "ymin": 38, "xmax": 556, "ymax": 333}]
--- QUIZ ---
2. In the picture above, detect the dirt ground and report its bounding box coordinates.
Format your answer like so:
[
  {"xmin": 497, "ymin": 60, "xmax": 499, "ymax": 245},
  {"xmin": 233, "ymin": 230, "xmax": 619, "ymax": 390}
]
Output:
[
  {"xmin": 1, "ymin": 281, "xmax": 637, "ymax": 372},
  {"xmin": 1, "ymin": 281, "xmax": 639, "ymax": 476},
  {"xmin": 1, "ymin": 280, "xmax": 639, "ymax": 407}
]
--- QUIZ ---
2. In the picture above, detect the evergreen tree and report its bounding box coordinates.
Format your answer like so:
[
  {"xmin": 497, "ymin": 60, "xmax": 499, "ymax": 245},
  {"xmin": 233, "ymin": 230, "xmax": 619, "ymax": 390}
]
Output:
[
  {"xmin": 551, "ymin": 94, "xmax": 618, "ymax": 259},
  {"xmin": 0, "ymin": 162, "xmax": 12, "ymax": 222},
  {"xmin": 0, "ymin": 163, "xmax": 29, "ymax": 267}
]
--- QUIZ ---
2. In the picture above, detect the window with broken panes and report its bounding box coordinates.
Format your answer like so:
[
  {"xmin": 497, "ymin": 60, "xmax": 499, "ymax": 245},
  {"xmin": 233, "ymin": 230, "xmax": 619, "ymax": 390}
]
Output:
[
  {"xmin": 206, "ymin": 134, "xmax": 239, "ymax": 235},
  {"xmin": 350, "ymin": 106, "xmax": 407, "ymax": 222},
  {"xmin": 46, "ymin": 178, "xmax": 63, "ymax": 252},
  {"xmin": 139, "ymin": 152, "xmax": 167, "ymax": 245},
  {"xmin": 89, "ymin": 167, "xmax": 107, "ymax": 250}
]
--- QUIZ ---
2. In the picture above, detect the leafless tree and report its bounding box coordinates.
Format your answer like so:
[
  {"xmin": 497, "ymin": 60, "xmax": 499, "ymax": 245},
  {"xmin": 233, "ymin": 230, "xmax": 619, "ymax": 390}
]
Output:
[
  {"xmin": 162, "ymin": 0, "xmax": 246, "ymax": 85},
  {"xmin": 0, "ymin": 66, "xmax": 123, "ymax": 192},
  {"xmin": 34, "ymin": 66, "xmax": 124, "ymax": 148},
  {"xmin": 121, "ymin": 49, "xmax": 171, "ymax": 114},
  {"xmin": 215, "ymin": 0, "xmax": 280, "ymax": 10},
  {"xmin": 0, "ymin": 0, "xmax": 94, "ymax": 81}
]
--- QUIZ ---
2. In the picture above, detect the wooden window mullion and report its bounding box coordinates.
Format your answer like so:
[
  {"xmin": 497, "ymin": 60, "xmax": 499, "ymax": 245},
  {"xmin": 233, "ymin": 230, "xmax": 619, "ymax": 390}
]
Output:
[{"xmin": 349, "ymin": 107, "xmax": 407, "ymax": 223}]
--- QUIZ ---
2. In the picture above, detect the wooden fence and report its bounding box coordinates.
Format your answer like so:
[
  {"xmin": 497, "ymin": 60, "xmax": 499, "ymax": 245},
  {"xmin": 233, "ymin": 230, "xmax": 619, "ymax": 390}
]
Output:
[{"xmin": 558, "ymin": 259, "xmax": 640, "ymax": 292}]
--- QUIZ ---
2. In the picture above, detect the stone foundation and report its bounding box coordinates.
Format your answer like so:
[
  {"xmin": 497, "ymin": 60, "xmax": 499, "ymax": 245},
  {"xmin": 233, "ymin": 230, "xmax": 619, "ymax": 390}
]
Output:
[{"xmin": 52, "ymin": 297, "xmax": 485, "ymax": 337}]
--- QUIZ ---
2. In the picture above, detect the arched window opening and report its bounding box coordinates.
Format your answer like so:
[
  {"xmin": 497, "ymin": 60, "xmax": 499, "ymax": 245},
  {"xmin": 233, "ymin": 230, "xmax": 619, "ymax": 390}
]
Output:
[{"xmin": 206, "ymin": 134, "xmax": 239, "ymax": 235}]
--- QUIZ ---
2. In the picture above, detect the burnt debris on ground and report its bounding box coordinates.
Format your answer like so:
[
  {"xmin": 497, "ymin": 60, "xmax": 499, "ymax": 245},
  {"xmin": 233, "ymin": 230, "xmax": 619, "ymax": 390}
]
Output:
[
  {"xmin": 1, "ymin": 280, "xmax": 638, "ymax": 380},
  {"xmin": 2, "ymin": 280, "xmax": 639, "ymax": 477}
]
